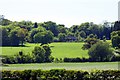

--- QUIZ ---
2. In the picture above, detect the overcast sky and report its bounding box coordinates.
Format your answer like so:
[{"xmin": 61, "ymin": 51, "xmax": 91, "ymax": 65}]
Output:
[{"xmin": 0, "ymin": 0, "xmax": 119, "ymax": 27}]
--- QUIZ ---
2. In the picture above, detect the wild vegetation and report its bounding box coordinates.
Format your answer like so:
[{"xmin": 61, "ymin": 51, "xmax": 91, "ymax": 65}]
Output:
[
  {"xmin": 0, "ymin": 18, "xmax": 116, "ymax": 46},
  {"xmin": 2, "ymin": 69, "xmax": 120, "ymax": 80}
]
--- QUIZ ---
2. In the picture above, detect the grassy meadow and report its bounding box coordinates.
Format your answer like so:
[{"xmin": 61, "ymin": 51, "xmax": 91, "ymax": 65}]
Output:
[
  {"xmin": 1, "ymin": 41, "xmax": 118, "ymax": 71},
  {"xmin": 1, "ymin": 42, "xmax": 89, "ymax": 58}
]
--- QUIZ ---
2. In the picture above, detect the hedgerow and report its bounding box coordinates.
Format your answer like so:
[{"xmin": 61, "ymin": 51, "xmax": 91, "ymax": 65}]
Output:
[{"xmin": 2, "ymin": 69, "xmax": 120, "ymax": 80}]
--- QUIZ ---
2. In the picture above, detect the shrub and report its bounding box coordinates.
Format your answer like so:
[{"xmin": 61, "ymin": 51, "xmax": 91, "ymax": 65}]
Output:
[
  {"xmin": 88, "ymin": 41, "xmax": 113, "ymax": 61},
  {"xmin": 2, "ymin": 52, "xmax": 34, "ymax": 64},
  {"xmin": 42, "ymin": 44, "xmax": 53, "ymax": 62},
  {"xmin": 63, "ymin": 57, "xmax": 89, "ymax": 62},
  {"xmin": 2, "ymin": 70, "xmax": 120, "ymax": 80},
  {"xmin": 32, "ymin": 46, "xmax": 45, "ymax": 63}
]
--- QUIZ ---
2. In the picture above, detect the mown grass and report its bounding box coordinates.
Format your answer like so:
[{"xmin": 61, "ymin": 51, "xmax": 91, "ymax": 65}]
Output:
[
  {"xmin": 1, "ymin": 42, "xmax": 89, "ymax": 58},
  {"xmin": 1, "ymin": 40, "xmax": 118, "ymax": 71},
  {"xmin": 1, "ymin": 40, "xmax": 111, "ymax": 58},
  {"xmin": 2, "ymin": 62, "xmax": 119, "ymax": 71},
  {"xmin": 50, "ymin": 42, "xmax": 88, "ymax": 58}
]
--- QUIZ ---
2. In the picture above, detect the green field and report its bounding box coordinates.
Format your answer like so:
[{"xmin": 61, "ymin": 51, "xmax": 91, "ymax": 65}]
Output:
[
  {"xmin": 2, "ymin": 41, "xmax": 117, "ymax": 71},
  {"xmin": 1, "ymin": 42, "xmax": 89, "ymax": 58},
  {"xmin": 2, "ymin": 62, "xmax": 119, "ymax": 71}
]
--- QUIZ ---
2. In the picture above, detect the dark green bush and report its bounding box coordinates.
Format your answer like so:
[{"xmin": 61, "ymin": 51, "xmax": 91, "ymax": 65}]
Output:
[{"xmin": 2, "ymin": 69, "xmax": 120, "ymax": 80}]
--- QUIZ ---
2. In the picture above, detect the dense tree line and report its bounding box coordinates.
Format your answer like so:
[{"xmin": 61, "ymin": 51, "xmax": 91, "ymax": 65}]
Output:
[
  {"xmin": 1, "ymin": 17, "xmax": 120, "ymax": 63},
  {"xmin": 0, "ymin": 17, "xmax": 116, "ymax": 46}
]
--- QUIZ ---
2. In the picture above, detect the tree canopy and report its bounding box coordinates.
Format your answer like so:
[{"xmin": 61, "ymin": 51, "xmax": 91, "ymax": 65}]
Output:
[{"xmin": 88, "ymin": 41, "xmax": 113, "ymax": 61}]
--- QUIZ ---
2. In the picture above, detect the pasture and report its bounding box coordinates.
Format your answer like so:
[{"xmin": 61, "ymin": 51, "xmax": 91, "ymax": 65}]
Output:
[
  {"xmin": 1, "ymin": 42, "xmax": 89, "ymax": 58},
  {"xmin": 1, "ymin": 41, "xmax": 119, "ymax": 71}
]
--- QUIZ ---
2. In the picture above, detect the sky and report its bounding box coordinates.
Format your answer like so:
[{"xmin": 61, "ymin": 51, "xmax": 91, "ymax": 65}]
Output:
[{"xmin": 0, "ymin": 0, "xmax": 120, "ymax": 27}]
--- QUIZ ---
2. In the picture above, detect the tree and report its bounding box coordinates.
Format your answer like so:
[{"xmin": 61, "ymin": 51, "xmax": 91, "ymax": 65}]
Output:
[
  {"xmin": 17, "ymin": 28, "xmax": 28, "ymax": 45},
  {"xmin": 42, "ymin": 44, "xmax": 53, "ymax": 62},
  {"xmin": 78, "ymin": 22, "xmax": 90, "ymax": 36},
  {"xmin": 42, "ymin": 21, "xmax": 59, "ymax": 36},
  {"xmin": 70, "ymin": 25, "xmax": 78, "ymax": 33},
  {"xmin": 79, "ymin": 31, "xmax": 86, "ymax": 38},
  {"xmin": 88, "ymin": 24, "xmax": 100, "ymax": 38},
  {"xmin": 88, "ymin": 41, "xmax": 113, "ymax": 61},
  {"xmin": 58, "ymin": 25, "xmax": 67, "ymax": 33},
  {"xmin": 82, "ymin": 34, "xmax": 99, "ymax": 49},
  {"xmin": 34, "ymin": 22, "xmax": 38, "ymax": 28},
  {"xmin": 28, "ymin": 26, "xmax": 46, "ymax": 42},
  {"xmin": 1, "ymin": 27, "xmax": 10, "ymax": 46},
  {"xmin": 34, "ymin": 31, "xmax": 54, "ymax": 45},
  {"xmin": 114, "ymin": 21, "xmax": 120, "ymax": 31},
  {"xmin": 32, "ymin": 46, "xmax": 45, "ymax": 63},
  {"xmin": 58, "ymin": 33, "xmax": 66, "ymax": 42},
  {"xmin": 17, "ymin": 20, "xmax": 33, "ymax": 31},
  {"xmin": 9, "ymin": 27, "xmax": 20, "ymax": 46},
  {"xmin": 0, "ymin": 18, "xmax": 12, "ymax": 26},
  {"xmin": 111, "ymin": 31, "xmax": 120, "ymax": 48}
]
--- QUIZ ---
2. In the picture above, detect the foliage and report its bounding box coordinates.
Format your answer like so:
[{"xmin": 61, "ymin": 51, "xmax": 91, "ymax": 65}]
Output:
[
  {"xmin": 111, "ymin": 31, "xmax": 120, "ymax": 48},
  {"xmin": 1, "ymin": 18, "xmax": 115, "ymax": 45},
  {"xmin": 42, "ymin": 21, "xmax": 59, "ymax": 36},
  {"xmin": 114, "ymin": 21, "xmax": 120, "ymax": 31},
  {"xmin": 17, "ymin": 28, "xmax": 28, "ymax": 45},
  {"xmin": 88, "ymin": 41, "xmax": 113, "ymax": 61},
  {"xmin": 79, "ymin": 30, "xmax": 86, "ymax": 38},
  {"xmin": 32, "ymin": 46, "xmax": 45, "ymax": 63},
  {"xmin": 64, "ymin": 57, "xmax": 83, "ymax": 62},
  {"xmin": 42, "ymin": 44, "xmax": 53, "ymax": 62},
  {"xmin": 34, "ymin": 22, "xmax": 38, "ymax": 28},
  {"xmin": 28, "ymin": 26, "xmax": 46, "ymax": 42},
  {"xmin": 2, "ymin": 69, "xmax": 120, "ymax": 80},
  {"xmin": 2, "ymin": 45, "xmax": 54, "ymax": 64},
  {"xmin": 58, "ymin": 33, "xmax": 66, "ymax": 42},
  {"xmin": 2, "ymin": 51, "xmax": 34, "ymax": 64},
  {"xmin": 34, "ymin": 31, "xmax": 54, "ymax": 45},
  {"xmin": 1, "ymin": 26, "xmax": 28, "ymax": 46},
  {"xmin": 0, "ymin": 18, "xmax": 12, "ymax": 26},
  {"xmin": 0, "ymin": 27, "xmax": 10, "ymax": 46},
  {"xmin": 82, "ymin": 34, "xmax": 99, "ymax": 49},
  {"xmin": 9, "ymin": 27, "xmax": 20, "ymax": 46}
]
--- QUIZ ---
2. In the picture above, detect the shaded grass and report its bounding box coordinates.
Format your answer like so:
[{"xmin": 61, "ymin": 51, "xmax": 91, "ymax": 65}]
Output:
[{"xmin": 2, "ymin": 62, "xmax": 119, "ymax": 71}]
